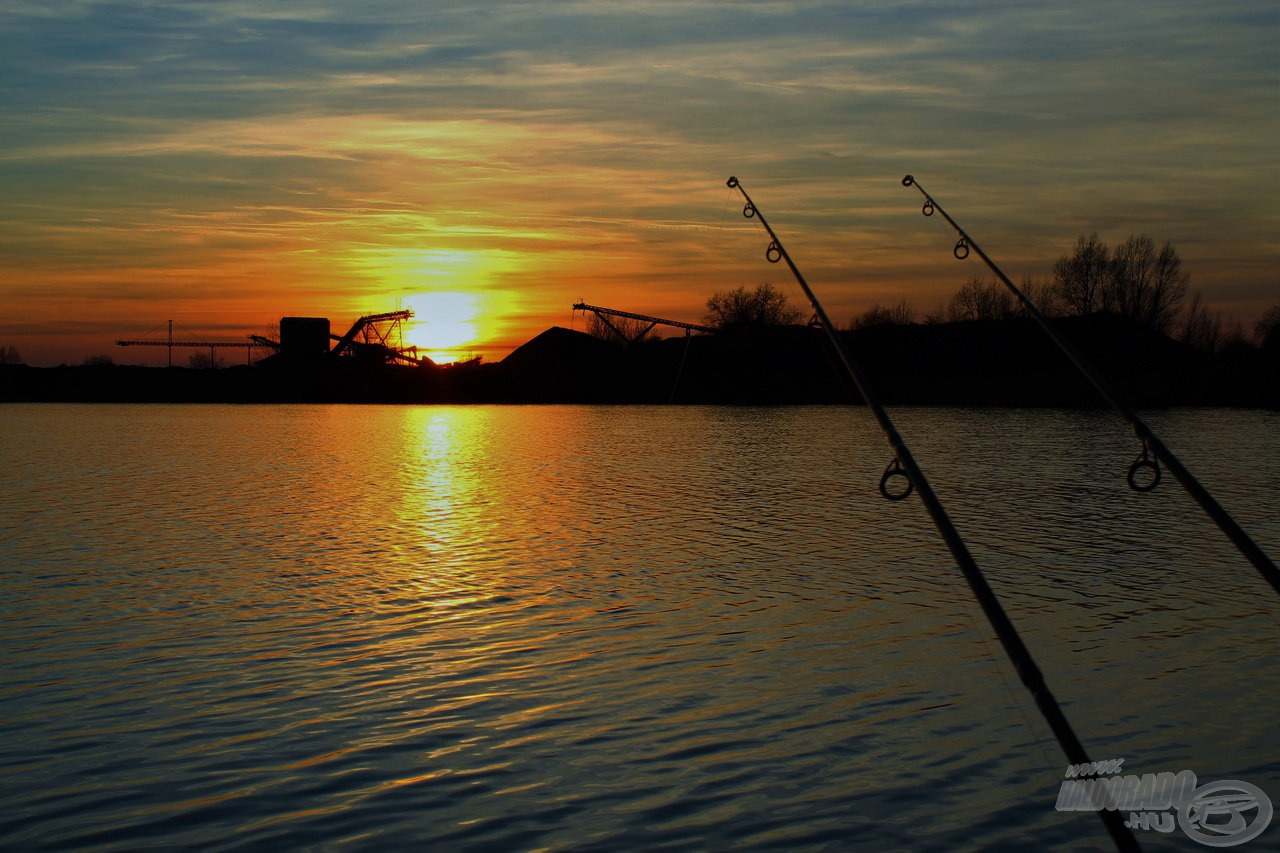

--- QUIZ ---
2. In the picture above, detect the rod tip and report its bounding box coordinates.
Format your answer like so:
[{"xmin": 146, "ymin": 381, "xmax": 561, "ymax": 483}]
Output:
[
  {"xmin": 901, "ymin": 174, "xmax": 915, "ymax": 187},
  {"xmin": 726, "ymin": 176, "xmax": 739, "ymax": 188}
]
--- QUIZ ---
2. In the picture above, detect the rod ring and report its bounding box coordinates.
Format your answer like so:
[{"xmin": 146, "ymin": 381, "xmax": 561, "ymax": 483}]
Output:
[
  {"xmin": 953, "ymin": 237, "xmax": 970, "ymax": 260},
  {"xmin": 727, "ymin": 176, "xmax": 739, "ymax": 188},
  {"xmin": 743, "ymin": 202, "xmax": 756, "ymax": 219},
  {"xmin": 1127, "ymin": 454, "xmax": 1161, "ymax": 492},
  {"xmin": 901, "ymin": 175, "xmax": 915, "ymax": 187},
  {"xmin": 879, "ymin": 460, "xmax": 914, "ymax": 501},
  {"xmin": 765, "ymin": 241, "xmax": 783, "ymax": 263},
  {"xmin": 922, "ymin": 200, "xmax": 934, "ymax": 217}
]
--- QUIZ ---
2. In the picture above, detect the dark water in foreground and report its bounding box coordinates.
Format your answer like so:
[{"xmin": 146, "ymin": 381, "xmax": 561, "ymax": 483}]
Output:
[{"xmin": 1, "ymin": 405, "xmax": 1277, "ymax": 851}]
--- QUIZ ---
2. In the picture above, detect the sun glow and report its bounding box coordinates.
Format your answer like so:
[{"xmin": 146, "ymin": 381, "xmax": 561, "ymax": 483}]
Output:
[{"xmin": 402, "ymin": 291, "xmax": 480, "ymax": 364}]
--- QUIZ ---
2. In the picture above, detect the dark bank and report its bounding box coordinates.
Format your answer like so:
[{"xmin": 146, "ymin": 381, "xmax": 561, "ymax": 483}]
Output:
[{"xmin": 3, "ymin": 311, "xmax": 1278, "ymax": 407}]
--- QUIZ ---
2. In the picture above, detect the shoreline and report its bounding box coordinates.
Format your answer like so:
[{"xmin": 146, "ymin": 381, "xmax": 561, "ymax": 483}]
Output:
[{"xmin": 4, "ymin": 315, "xmax": 1277, "ymax": 409}]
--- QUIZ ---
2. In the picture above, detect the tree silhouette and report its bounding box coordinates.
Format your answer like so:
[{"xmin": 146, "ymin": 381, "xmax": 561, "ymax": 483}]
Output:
[
  {"xmin": 944, "ymin": 277, "xmax": 1016, "ymax": 322},
  {"xmin": 704, "ymin": 283, "xmax": 803, "ymax": 330},
  {"xmin": 1179, "ymin": 292, "xmax": 1225, "ymax": 353},
  {"xmin": 1053, "ymin": 233, "xmax": 1109, "ymax": 315},
  {"xmin": 0, "ymin": 345, "xmax": 22, "ymax": 365},
  {"xmin": 1020, "ymin": 275, "xmax": 1061, "ymax": 317},
  {"xmin": 584, "ymin": 311, "xmax": 654, "ymax": 344},
  {"xmin": 1257, "ymin": 303, "xmax": 1280, "ymax": 352},
  {"xmin": 1053, "ymin": 233, "xmax": 1188, "ymax": 332},
  {"xmin": 849, "ymin": 300, "xmax": 914, "ymax": 330},
  {"xmin": 1106, "ymin": 235, "xmax": 1187, "ymax": 333}
]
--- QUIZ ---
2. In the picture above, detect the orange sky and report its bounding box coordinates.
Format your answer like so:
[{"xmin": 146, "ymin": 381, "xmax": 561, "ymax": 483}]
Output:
[{"xmin": 2, "ymin": 3, "xmax": 1277, "ymax": 366}]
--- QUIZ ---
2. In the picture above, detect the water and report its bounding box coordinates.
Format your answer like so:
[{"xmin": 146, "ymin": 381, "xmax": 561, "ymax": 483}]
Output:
[{"xmin": 1, "ymin": 404, "xmax": 1277, "ymax": 851}]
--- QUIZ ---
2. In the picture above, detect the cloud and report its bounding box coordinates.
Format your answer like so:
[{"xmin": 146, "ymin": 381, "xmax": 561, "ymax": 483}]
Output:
[{"xmin": 1, "ymin": 0, "xmax": 1277, "ymax": 363}]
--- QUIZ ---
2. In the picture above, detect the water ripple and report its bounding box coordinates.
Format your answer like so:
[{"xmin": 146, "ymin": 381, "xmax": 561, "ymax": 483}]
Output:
[{"xmin": 1, "ymin": 404, "xmax": 1277, "ymax": 849}]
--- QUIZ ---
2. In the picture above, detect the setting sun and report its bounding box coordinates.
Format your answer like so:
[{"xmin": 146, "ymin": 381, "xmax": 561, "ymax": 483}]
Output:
[{"xmin": 402, "ymin": 291, "xmax": 479, "ymax": 364}]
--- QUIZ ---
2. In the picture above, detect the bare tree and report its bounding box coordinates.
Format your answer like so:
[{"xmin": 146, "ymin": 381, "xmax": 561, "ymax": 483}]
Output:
[
  {"xmin": 1256, "ymin": 303, "xmax": 1280, "ymax": 352},
  {"xmin": 1104, "ymin": 235, "xmax": 1188, "ymax": 333},
  {"xmin": 1054, "ymin": 232, "xmax": 1187, "ymax": 332},
  {"xmin": 1019, "ymin": 275, "xmax": 1061, "ymax": 317},
  {"xmin": 849, "ymin": 300, "xmax": 914, "ymax": 330},
  {"xmin": 922, "ymin": 305, "xmax": 948, "ymax": 325},
  {"xmin": 1179, "ymin": 292, "xmax": 1223, "ymax": 353},
  {"xmin": 1053, "ymin": 233, "xmax": 1109, "ymax": 315},
  {"xmin": 945, "ymin": 277, "xmax": 1017, "ymax": 322},
  {"xmin": 1223, "ymin": 319, "xmax": 1251, "ymax": 351},
  {"xmin": 585, "ymin": 311, "xmax": 654, "ymax": 344},
  {"xmin": 704, "ymin": 283, "xmax": 804, "ymax": 330}
]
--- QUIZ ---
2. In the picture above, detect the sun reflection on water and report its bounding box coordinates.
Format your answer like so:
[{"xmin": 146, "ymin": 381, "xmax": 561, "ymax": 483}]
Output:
[
  {"xmin": 399, "ymin": 409, "xmax": 486, "ymax": 586},
  {"xmin": 4, "ymin": 406, "xmax": 1280, "ymax": 849}
]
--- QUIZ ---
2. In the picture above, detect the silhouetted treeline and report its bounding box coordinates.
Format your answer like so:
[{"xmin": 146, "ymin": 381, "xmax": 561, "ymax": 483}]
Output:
[
  {"xmin": 5, "ymin": 312, "xmax": 1278, "ymax": 408},
  {"xmin": 1053, "ymin": 234, "xmax": 1187, "ymax": 332},
  {"xmin": 703, "ymin": 283, "xmax": 803, "ymax": 331},
  {"xmin": 849, "ymin": 234, "xmax": 1275, "ymax": 360}
]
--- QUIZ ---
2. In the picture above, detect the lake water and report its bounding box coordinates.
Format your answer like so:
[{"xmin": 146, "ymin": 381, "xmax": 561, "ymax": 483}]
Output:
[{"xmin": 1, "ymin": 404, "xmax": 1278, "ymax": 851}]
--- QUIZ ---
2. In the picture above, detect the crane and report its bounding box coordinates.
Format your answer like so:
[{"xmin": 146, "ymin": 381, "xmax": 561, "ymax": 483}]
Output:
[
  {"xmin": 119, "ymin": 311, "xmax": 425, "ymax": 369},
  {"xmin": 572, "ymin": 302, "xmax": 713, "ymax": 344},
  {"xmin": 116, "ymin": 321, "xmax": 258, "ymax": 366},
  {"xmin": 329, "ymin": 310, "xmax": 422, "ymax": 365}
]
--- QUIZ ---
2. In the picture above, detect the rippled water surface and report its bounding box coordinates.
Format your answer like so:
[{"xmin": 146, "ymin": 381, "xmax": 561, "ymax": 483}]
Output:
[{"xmin": 2, "ymin": 405, "xmax": 1278, "ymax": 851}]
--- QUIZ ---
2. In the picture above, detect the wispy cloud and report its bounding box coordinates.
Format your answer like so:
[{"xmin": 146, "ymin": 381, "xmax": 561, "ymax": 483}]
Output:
[{"xmin": 1, "ymin": 0, "xmax": 1276, "ymax": 363}]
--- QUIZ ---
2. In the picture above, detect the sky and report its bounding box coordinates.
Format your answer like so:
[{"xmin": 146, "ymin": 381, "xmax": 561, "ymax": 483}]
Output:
[{"xmin": 1, "ymin": 0, "xmax": 1277, "ymax": 365}]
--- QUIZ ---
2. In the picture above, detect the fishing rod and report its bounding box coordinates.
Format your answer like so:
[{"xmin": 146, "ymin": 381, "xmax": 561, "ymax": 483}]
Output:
[
  {"xmin": 901, "ymin": 175, "xmax": 1280, "ymax": 597},
  {"xmin": 725, "ymin": 176, "xmax": 1141, "ymax": 852}
]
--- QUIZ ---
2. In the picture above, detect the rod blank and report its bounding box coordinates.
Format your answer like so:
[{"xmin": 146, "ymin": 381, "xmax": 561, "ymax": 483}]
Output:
[
  {"xmin": 727, "ymin": 175, "xmax": 1140, "ymax": 853},
  {"xmin": 902, "ymin": 174, "xmax": 1280, "ymax": 597}
]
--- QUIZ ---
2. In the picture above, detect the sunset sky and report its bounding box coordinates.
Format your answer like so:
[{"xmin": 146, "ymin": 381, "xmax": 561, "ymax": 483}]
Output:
[{"xmin": 2, "ymin": 1, "xmax": 1276, "ymax": 365}]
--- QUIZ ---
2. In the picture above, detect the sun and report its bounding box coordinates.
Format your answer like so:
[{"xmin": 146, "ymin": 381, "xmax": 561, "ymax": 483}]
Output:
[{"xmin": 401, "ymin": 291, "xmax": 480, "ymax": 364}]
